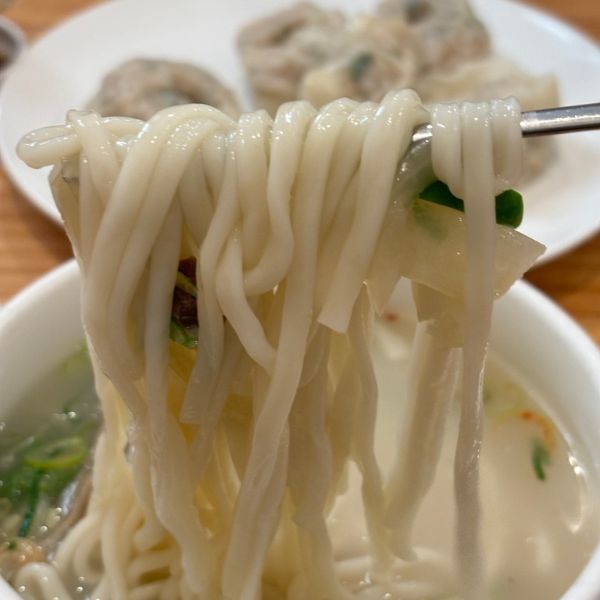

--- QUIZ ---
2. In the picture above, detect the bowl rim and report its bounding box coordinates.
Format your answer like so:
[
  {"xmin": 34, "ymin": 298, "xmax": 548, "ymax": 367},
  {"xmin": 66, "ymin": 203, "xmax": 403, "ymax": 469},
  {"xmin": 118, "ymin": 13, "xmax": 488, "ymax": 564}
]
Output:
[
  {"xmin": 0, "ymin": 259, "xmax": 75, "ymax": 324},
  {"xmin": 1, "ymin": 260, "xmax": 600, "ymax": 599}
]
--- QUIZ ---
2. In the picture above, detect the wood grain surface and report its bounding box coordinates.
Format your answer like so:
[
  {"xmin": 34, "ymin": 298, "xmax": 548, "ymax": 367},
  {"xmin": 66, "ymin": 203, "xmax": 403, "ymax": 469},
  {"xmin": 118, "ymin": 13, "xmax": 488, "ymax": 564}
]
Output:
[{"xmin": 0, "ymin": 0, "xmax": 599, "ymax": 346}]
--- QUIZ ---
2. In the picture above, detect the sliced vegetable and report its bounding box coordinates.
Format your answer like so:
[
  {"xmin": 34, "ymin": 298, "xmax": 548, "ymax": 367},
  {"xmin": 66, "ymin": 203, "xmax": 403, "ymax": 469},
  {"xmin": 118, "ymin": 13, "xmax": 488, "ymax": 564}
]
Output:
[
  {"xmin": 175, "ymin": 271, "xmax": 197, "ymax": 298},
  {"xmin": 412, "ymin": 200, "xmax": 444, "ymax": 240},
  {"xmin": 495, "ymin": 189, "xmax": 524, "ymax": 228},
  {"xmin": 17, "ymin": 469, "xmax": 42, "ymax": 537},
  {"xmin": 170, "ymin": 319, "xmax": 198, "ymax": 350},
  {"xmin": 378, "ymin": 200, "xmax": 544, "ymax": 302},
  {"xmin": 419, "ymin": 180, "xmax": 524, "ymax": 228},
  {"xmin": 532, "ymin": 438, "xmax": 551, "ymax": 481},
  {"xmin": 177, "ymin": 257, "xmax": 197, "ymax": 282},
  {"xmin": 25, "ymin": 437, "xmax": 86, "ymax": 471}
]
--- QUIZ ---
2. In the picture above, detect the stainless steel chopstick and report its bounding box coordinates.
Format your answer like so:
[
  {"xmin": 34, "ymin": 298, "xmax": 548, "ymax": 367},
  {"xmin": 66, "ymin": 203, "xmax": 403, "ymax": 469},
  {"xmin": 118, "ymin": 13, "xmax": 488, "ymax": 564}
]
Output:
[{"xmin": 411, "ymin": 102, "xmax": 600, "ymax": 143}]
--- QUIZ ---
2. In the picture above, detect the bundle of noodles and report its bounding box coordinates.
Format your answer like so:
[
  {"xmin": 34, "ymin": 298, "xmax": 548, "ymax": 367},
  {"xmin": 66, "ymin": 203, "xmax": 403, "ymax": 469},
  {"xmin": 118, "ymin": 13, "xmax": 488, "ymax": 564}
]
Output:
[{"xmin": 16, "ymin": 90, "xmax": 544, "ymax": 599}]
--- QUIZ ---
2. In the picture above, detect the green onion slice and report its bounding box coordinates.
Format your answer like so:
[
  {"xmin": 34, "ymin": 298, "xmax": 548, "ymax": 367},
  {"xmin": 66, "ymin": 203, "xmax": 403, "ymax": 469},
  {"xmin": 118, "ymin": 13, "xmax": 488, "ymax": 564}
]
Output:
[
  {"xmin": 419, "ymin": 180, "xmax": 524, "ymax": 228},
  {"xmin": 170, "ymin": 319, "xmax": 198, "ymax": 349},
  {"xmin": 532, "ymin": 438, "xmax": 551, "ymax": 482},
  {"xmin": 25, "ymin": 437, "xmax": 87, "ymax": 471}
]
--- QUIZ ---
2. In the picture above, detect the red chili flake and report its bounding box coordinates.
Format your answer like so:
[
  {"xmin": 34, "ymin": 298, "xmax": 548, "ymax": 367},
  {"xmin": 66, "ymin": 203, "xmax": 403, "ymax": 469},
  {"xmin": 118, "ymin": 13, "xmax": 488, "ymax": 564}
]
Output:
[
  {"xmin": 520, "ymin": 410, "xmax": 555, "ymax": 452},
  {"xmin": 383, "ymin": 311, "xmax": 398, "ymax": 322}
]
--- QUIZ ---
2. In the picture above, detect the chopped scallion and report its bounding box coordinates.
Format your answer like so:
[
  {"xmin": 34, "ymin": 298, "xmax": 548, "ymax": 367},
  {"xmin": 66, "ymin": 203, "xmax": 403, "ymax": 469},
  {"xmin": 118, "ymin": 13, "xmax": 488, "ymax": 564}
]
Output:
[
  {"xmin": 175, "ymin": 271, "xmax": 198, "ymax": 298},
  {"xmin": 25, "ymin": 437, "xmax": 86, "ymax": 471},
  {"xmin": 170, "ymin": 319, "xmax": 198, "ymax": 349},
  {"xmin": 532, "ymin": 438, "xmax": 551, "ymax": 481},
  {"xmin": 419, "ymin": 180, "xmax": 524, "ymax": 228},
  {"xmin": 17, "ymin": 469, "xmax": 42, "ymax": 538}
]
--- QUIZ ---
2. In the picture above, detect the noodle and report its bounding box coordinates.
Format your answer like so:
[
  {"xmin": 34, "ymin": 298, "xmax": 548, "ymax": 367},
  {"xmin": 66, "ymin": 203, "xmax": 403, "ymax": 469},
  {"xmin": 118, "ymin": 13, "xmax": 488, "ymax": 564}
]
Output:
[{"xmin": 16, "ymin": 90, "xmax": 543, "ymax": 599}]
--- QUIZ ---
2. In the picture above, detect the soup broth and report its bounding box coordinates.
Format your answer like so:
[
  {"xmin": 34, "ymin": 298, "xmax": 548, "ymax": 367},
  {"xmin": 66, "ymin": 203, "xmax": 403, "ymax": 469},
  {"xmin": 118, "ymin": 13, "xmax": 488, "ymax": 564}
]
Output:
[
  {"xmin": 325, "ymin": 315, "xmax": 600, "ymax": 599},
  {"xmin": 0, "ymin": 348, "xmax": 100, "ymax": 584},
  {"xmin": 3, "ymin": 319, "xmax": 598, "ymax": 599}
]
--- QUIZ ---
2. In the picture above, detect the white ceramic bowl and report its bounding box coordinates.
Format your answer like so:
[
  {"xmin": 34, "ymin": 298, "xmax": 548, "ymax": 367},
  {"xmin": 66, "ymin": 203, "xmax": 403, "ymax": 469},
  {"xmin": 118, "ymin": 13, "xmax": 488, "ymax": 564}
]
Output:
[{"xmin": 1, "ymin": 260, "xmax": 600, "ymax": 599}]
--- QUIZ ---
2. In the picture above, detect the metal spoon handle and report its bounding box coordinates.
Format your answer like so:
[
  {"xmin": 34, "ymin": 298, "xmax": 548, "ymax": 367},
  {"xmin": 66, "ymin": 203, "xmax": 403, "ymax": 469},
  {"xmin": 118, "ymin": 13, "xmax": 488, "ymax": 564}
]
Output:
[{"xmin": 412, "ymin": 102, "xmax": 600, "ymax": 143}]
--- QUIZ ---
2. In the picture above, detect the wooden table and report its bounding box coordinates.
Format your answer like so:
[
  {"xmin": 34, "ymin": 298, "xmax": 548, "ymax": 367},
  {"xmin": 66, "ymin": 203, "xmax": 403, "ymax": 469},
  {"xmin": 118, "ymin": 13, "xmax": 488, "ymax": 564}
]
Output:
[{"xmin": 1, "ymin": 0, "xmax": 599, "ymax": 344}]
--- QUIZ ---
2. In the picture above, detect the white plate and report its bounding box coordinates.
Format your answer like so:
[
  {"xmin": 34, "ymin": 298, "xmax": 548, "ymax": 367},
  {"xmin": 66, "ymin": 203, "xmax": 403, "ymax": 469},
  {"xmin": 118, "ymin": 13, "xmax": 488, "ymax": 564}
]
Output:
[{"xmin": 1, "ymin": 0, "xmax": 600, "ymax": 263}]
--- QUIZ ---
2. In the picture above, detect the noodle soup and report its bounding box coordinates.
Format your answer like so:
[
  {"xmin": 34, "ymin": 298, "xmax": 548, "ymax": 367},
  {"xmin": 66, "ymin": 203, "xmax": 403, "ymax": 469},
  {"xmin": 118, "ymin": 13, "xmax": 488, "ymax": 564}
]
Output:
[{"xmin": 0, "ymin": 274, "xmax": 598, "ymax": 599}]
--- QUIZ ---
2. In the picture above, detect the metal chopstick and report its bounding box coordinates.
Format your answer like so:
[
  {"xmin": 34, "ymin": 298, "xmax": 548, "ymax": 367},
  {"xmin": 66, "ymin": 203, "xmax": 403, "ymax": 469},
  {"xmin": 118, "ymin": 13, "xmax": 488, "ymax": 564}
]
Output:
[{"xmin": 411, "ymin": 102, "xmax": 600, "ymax": 143}]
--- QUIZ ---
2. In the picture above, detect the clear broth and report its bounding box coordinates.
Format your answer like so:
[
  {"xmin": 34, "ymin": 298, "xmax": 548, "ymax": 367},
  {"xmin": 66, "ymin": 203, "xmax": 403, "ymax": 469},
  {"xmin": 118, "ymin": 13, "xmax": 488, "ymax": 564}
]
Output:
[
  {"xmin": 4, "ymin": 323, "xmax": 599, "ymax": 599},
  {"xmin": 327, "ymin": 317, "xmax": 600, "ymax": 599}
]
